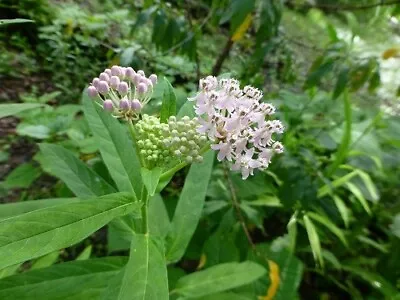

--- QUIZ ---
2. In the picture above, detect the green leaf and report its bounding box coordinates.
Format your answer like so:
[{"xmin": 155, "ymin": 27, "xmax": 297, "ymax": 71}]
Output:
[
  {"xmin": 82, "ymin": 91, "xmax": 142, "ymax": 197},
  {"xmin": 332, "ymin": 68, "xmax": 348, "ymax": 100},
  {"xmin": 287, "ymin": 212, "xmax": 298, "ymax": 254},
  {"xmin": 16, "ymin": 124, "xmax": 51, "ymax": 139},
  {"xmin": 318, "ymin": 170, "xmax": 358, "ymax": 198},
  {"xmin": 0, "ymin": 198, "xmax": 79, "ymax": 221},
  {"xmin": 342, "ymin": 266, "xmax": 398, "ymax": 298},
  {"xmin": 333, "ymin": 195, "xmax": 350, "ymax": 228},
  {"xmin": 307, "ymin": 212, "xmax": 348, "ymax": 247},
  {"xmin": 177, "ymin": 100, "xmax": 196, "ymax": 119},
  {"xmin": 194, "ymin": 293, "xmax": 252, "ymax": 300},
  {"xmin": 148, "ymin": 194, "xmax": 170, "ymax": 237},
  {"xmin": 345, "ymin": 182, "xmax": 371, "ymax": 214},
  {"xmin": 105, "ymin": 234, "xmax": 169, "ymax": 300},
  {"xmin": 0, "ymin": 192, "xmax": 140, "ymax": 269},
  {"xmin": 326, "ymin": 90, "xmax": 352, "ymax": 176},
  {"xmin": 173, "ymin": 261, "xmax": 266, "ymax": 298},
  {"xmin": 3, "ymin": 163, "xmax": 41, "ymax": 189},
  {"xmin": 39, "ymin": 143, "xmax": 115, "ymax": 197},
  {"xmin": 0, "ymin": 103, "xmax": 43, "ymax": 119},
  {"xmin": 390, "ymin": 214, "xmax": 400, "ymax": 238},
  {"xmin": 356, "ymin": 169, "xmax": 379, "ymax": 202},
  {"xmin": 141, "ymin": 167, "xmax": 162, "ymax": 197},
  {"xmin": 303, "ymin": 215, "xmax": 323, "ymax": 267},
  {"xmin": 0, "ymin": 19, "xmax": 34, "ymax": 26},
  {"xmin": 76, "ymin": 245, "xmax": 92, "ymax": 261},
  {"xmin": 166, "ymin": 151, "xmax": 214, "ymax": 263},
  {"xmin": 0, "ymin": 257, "xmax": 126, "ymax": 300},
  {"xmin": 30, "ymin": 251, "xmax": 60, "ymax": 270},
  {"xmin": 160, "ymin": 78, "xmax": 177, "ymax": 123},
  {"xmin": 0, "ymin": 264, "xmax": 21, "ymax": 279}
]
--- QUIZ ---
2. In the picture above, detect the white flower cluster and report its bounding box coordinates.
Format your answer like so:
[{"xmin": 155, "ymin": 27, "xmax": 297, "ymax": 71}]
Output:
[
  {"xmin": 189, "ymin": 76, "xmax": 285, "ymax": 179},
  {"xmin": 87, "ymin": 65, "xmax": 157, "ymax": 119}
]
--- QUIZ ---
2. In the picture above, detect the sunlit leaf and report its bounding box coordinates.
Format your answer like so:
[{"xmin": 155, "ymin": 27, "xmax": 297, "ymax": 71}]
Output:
[
  {"xmin": 0, "ymin": 193, "xmax": 140, "ymax": 269},
  {"xmin": 173, "ymin": 261, "xmax": 266, "ymax": 298},
  {"xmin": 303, "ymin": 215, "xmax": 323, "ymax": 267}
]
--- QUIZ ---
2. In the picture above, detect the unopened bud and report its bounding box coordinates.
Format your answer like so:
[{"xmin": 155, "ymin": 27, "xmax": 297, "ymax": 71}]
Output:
[
  {"xmin": 149, "ymin": 74, "xmax": 158, "ymax": 85},
  {"xmin": 133, "ymin": 74, "xmax": 142, "ymax": 85},
  {"xmin": 103, "ymin": 100, "xmax": 114, "ymax": 112},
  {"xmin": 111, "ymin": 65, "xmax": 121, "ymax": 77},
  {"xmin": 137, "ymin": 82, "xmax": 148, "ymax": 94},
  {"xmin": 92, "ymin": 78, "xmax": 100, "ymax": 88},
  {"xmin": 97, "ymin": 81, "xmax": 110, "ymax": 95},
  {"xmin": 137, "ymin": 70, "xmax": 145, "ymax": 77},
  {"xmin": 99, "ymin": 72, "xmax": 110, "ymax": 82},
  {"xmin": 131, "ymin": 99, "xmax": 142, "ymax": 112},
  {"xmin": 119, "ymin": 98, "xmax": 130, "ymax": 111},
  {"xmin": 119, "ymin": 67, "xmax": 126, "ymax": 79},
  {"xmin": 118, "ymin": 82, "xmax": 129, "ymax": 96},
  {"xmin": 125, "ymin": 67, "xmax": 136, "ymax": 79},
  {"xmin": 110, "ymin": 76, "xmax": 120, "ymax": 89},
  {"xmin": 104, "ymin": 68, "xmax": 112, "ymax": 76},
  {"xmin": 87, "ymin": 86, "xmax": 98, "ymax": 98}
]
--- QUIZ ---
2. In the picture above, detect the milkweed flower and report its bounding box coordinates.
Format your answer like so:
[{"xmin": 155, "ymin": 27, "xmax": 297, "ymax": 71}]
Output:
[
  {"xmin": 189, "ymin": 76, "xmax": 285, "ymax": 179},
  {"xmin": 87, "ymin": 65, "xmax": 158, "ymax": 120}
]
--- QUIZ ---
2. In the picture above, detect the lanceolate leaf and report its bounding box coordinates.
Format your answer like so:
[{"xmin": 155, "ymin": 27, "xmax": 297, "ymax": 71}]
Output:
[
  {"xmin": 0, "ymin": 103, "xmax": 43, "ymax": 119},
  {"xmin": 0, "ymin": 193, "xmax": 140, "ymax": 269},
  {"xmin": 83, "ymin": 92, "xmax": 142, "ymax": 197},
  {"xmin": 0, "ymin": 257, "xmax": 127, "ymax": 300},
  {"xmin": 303, "ymin": 215, "xmax": 324, "ymax": 267},
  {"xmin": 0, "ymin": 198, "xmax": 79, "ymax": 221},
  {"xmin": 166, "ymin": 151, "xmax": 214, "ymax": 263},
  {"xmin": 106, "ymin": 234, "xmax": 169, "ymax": 300},
  {"xmin": 307, "ymin": 212, "xmax": 348, "ymax": 247},
  {"xmin": 160, "ymin": 78, "xmax": 177, "ymax": 123},
  {"xmin": 173, "ymin": 261, "xmax": 266, "ymax": 298},
  {"xmin": 39, "ymin": 143, "xmax": 115, "ymax": 197}
]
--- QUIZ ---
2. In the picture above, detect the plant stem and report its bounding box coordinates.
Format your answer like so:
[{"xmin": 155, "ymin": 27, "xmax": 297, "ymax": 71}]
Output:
[
  {"xmin": 141, "ymin": 186, "xmax": 149, "ymax": 234},
  {"xmin": 128, "ymin": 119, "xmax": 146, "ymax": 168}
]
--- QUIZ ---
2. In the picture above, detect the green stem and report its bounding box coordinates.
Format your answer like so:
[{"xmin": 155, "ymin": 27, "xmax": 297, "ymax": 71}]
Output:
[
  {"xmin": 159, "ymin": 143, "xmax": 211, "ymax": 181},
  {"xmin": 128, "ymin": 119, "xmax": 146, "ymax": 168},
  {"xmin": 141, "ymin": 186, "xmax": 149, "ymax": 234},
  {"xmin": 326, "ymin": 89, "xmax": 352, "ymax": 177}
]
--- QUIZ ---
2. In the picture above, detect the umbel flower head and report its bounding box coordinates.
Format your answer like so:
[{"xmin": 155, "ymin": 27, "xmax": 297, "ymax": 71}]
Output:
[
  {"xmin": 189, "ymin": 76, "xmax": 285, "ymax": 179},
  {"xmin": 87, "ymin": 66, "xmax": 158, "ymax": 120},
  {"xmin": 135, "ymin": 115, "xmax": 207, "ymax": 169}
]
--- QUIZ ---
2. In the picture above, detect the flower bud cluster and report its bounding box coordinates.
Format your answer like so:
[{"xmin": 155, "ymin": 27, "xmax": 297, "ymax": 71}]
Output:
[
  {"xmin": 189, "ymin": 76, "xmax": 285, "ymax": 179},
  {"xmin": 87, "ymin": 66, "xmax": 158, "ymax": 120},
  {"xmin": 135, "ymin": 115, "xmax": 207, "ymax": 168}
]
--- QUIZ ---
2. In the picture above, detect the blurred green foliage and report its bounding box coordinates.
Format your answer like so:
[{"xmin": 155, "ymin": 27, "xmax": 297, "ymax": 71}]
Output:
[{"xmin": 1, "ymin": 0, "xmax": 400, "ymax": 299}]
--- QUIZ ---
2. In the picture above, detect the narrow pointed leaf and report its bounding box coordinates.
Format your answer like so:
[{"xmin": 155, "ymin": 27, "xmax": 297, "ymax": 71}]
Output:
[
  {"xmin": 0, "ymin": 198, "xmax": 79, "ymax": 221},
  {"xmin": 0, "ymin": 257, "xmax": 127, "ymax": 300},
  {"xmin": 166, "ymin": 151, "xmax": 214, "ymax": 262},
  {"xmin": 0, "ymin": 193, "xmax": 140, "ymax": 269},
  {"xmin": 0, "ymin": 103, "xmax": 43, "ymax": 119},
  {"xmin": 173, "ymin": 261, "xmax": 265, "ymax": 298},
  {"xmin": 307, "ymin": 211, "xmax": 348, "ymax": 247},
  {"xmin": 333, "ymin": 195, "xmax": 350, "ymax": 228},
  {"xmin": 345, "ymin": 182, "xmax": 371, "ymax": 214},
  {"xmin": 303, "ymin": 215, "xmax": 324, "ymax": 267},
  {"xmin": 148, "ymin": 194, "xmax": 170, "ymax": 237},
  {"xmin": 39, "ymin": 143, "xmax": 115, "ymax": 197},
  {"xmin": 83, "ymin": 91, "xmax": 142, "ymax": 197},
  {"xmin": 160, "ymin": 78, "xmax": 177, "ymax": 123}
]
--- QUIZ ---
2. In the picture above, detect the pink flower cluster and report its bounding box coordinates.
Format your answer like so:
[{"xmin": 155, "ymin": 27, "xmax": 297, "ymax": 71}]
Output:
[
  {"xmin": 189, "ymin": 76, "xmax": 284, "ymax": 179},
  {"xmin": 87, "ymin": 66, "xmax": 157, "ymax": 116}
]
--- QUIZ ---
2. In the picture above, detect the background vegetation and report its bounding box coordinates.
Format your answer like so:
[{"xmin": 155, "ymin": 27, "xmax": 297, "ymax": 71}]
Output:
[{"xmin": 1, "ymin": 0, "xmax": 400, "ymax": 299}]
